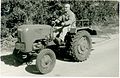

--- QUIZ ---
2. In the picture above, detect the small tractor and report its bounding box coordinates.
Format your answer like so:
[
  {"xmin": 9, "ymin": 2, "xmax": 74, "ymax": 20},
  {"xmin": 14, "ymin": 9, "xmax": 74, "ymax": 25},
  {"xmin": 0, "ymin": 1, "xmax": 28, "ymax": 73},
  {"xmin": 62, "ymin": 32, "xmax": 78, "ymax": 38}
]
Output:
[{"xmin": 13, "ymin": 20, "xmax": 97, "ymax": 74}]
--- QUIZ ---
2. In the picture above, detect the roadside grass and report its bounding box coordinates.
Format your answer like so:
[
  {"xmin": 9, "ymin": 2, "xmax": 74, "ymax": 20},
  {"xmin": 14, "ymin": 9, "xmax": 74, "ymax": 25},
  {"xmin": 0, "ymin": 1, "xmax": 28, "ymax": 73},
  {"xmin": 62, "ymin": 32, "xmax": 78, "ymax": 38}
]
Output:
[
  {"xmin": 92, "ymin": 23, "xmax": 119, "ymax": 37},
  {"xmin": 1, "ymin": 37, "xmax": 17, "ymax": 53}
]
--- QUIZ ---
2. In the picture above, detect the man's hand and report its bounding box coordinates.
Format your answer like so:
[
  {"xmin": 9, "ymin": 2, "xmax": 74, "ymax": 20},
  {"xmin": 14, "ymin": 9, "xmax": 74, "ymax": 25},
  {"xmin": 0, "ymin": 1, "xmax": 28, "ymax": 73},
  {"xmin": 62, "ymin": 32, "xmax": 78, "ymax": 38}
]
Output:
[
  {"xmin": 52, "ymin": 19, "xmax": 60, "ymax": 25},
  {"xmin": 55, "ymin": 19, "xmax": 60, "ymax": 23},
  {"xmin": 52, "ymin": 21, "xmax": 56, "ymax": 24}
]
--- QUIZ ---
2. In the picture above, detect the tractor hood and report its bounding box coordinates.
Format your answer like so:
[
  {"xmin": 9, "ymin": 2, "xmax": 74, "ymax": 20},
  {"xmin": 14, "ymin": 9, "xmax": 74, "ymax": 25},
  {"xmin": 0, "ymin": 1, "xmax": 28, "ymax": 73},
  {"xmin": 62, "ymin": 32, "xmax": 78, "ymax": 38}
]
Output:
[
  {"xmin": 18, "ymin": 24, "xmax": 52, "ymax": 31},
  {"xmin": 17, "ymin": 24, "xmax": 53, "ymax": 52}
]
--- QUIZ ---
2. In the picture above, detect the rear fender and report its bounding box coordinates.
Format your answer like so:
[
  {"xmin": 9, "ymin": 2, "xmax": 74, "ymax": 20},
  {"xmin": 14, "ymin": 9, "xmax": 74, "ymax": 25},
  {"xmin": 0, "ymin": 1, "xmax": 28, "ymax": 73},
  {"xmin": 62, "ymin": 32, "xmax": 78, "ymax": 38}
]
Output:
[{"xmin": 77, "ymin": 27, "xmax": 97, "ymax": 35}]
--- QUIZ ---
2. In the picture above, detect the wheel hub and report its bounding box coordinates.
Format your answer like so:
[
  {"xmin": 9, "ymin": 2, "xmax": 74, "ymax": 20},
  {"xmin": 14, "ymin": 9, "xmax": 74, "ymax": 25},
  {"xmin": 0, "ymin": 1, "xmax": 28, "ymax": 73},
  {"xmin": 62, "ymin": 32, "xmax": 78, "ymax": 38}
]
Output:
[
  {"xmin": 41, "ymin": 55, "xmax": 52, "ymax": 68},
  {"xmin": 77, "ymin": 37, "xmax": 89, "ymax": 55}
]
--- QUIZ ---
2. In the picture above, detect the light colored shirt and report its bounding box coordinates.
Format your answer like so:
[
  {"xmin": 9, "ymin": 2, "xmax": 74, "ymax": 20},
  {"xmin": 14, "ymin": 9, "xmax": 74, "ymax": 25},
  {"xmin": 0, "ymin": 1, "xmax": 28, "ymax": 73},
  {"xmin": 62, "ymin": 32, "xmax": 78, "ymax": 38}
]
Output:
[{"xmin": 57, "ymin": 10, "xmax": 76, "ymax": 27}]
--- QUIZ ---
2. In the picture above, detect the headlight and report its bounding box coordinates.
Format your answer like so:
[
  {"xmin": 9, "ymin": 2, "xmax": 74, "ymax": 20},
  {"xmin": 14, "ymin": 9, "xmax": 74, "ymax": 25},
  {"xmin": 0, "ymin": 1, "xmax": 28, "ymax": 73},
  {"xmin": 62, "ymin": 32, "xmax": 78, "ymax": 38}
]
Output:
[
  {"xmin": 15, "ymin": 42, "xmax": 25, "ymax": 51},
  {"xmin": 20, "ymin": 43, "xmax": 25, "ymax": 51}
]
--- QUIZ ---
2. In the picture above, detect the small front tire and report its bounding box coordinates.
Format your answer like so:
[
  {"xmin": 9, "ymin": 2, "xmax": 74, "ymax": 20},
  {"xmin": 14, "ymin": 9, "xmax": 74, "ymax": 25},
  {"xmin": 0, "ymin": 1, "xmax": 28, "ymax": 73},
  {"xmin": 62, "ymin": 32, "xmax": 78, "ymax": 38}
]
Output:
[{"xmin": 36, "ymin": 49, "xmax": 56, "ymax": 74}]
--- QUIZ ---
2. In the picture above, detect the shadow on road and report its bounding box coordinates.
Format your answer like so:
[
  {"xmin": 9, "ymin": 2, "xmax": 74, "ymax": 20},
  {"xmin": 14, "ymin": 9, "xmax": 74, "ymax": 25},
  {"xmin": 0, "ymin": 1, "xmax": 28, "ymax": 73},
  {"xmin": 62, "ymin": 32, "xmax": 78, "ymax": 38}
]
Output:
[
  {"xmin": 1, "ymin": 44, "xmax": 92, "ymax": 75},
  {"xmin": 1, "ymin": 44, "xmax": 93, "ymax": 67},
  {"xmin": 1, "ymin": 54, "xmax": 23, "ymax": 67},
  {"xmin": 25, "ymin": 45, "xmax": 76, "ymax": 75},
  {"xmin": 25, "ymin": 65, "xmax": 40, "ymax": 74},
  {"xmin": 1, "ymin": 54, "xmax": 15, "ymax": 66}
]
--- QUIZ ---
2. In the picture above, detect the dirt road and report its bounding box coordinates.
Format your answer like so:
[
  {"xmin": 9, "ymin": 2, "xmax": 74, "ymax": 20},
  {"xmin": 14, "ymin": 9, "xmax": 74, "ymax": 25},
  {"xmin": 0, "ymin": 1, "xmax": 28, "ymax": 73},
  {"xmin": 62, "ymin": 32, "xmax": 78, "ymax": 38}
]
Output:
[{"xmin": 0, "ymin": 34, "xmax": 119, "ymax": 77}]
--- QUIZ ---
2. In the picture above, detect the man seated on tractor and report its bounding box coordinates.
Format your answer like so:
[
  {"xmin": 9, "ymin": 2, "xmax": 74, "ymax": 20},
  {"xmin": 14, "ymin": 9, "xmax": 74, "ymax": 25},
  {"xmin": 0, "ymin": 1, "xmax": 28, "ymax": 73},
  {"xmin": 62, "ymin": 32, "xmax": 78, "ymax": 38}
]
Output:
[{"xmin": 52, "ymin": 3, "xmax": 76, "ymax": 46}]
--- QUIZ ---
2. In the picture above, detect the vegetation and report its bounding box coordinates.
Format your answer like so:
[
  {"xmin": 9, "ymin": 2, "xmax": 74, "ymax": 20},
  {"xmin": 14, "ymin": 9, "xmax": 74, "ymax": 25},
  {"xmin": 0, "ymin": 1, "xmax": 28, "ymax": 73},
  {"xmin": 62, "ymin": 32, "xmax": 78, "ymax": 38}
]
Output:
[{"xmin": 1, "ymin": 0, "xmax": 119, "ymax": 50}]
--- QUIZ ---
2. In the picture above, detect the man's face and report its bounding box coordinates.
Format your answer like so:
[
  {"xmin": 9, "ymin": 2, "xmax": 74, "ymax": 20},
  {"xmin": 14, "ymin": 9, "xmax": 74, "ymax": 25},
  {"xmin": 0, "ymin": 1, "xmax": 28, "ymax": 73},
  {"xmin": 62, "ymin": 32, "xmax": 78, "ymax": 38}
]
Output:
[{"xmin": 64, "ymin": 5, "xmax": 70, "ymax": 12}]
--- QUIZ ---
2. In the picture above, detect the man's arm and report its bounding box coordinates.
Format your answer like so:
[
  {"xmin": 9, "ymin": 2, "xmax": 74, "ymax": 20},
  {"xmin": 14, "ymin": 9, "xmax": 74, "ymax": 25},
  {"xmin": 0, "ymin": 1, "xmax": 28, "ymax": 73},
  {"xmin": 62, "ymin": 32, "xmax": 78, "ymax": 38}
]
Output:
[{"xmin": 55, "ymin": 15, "xmax": 63, "ymax": 23}]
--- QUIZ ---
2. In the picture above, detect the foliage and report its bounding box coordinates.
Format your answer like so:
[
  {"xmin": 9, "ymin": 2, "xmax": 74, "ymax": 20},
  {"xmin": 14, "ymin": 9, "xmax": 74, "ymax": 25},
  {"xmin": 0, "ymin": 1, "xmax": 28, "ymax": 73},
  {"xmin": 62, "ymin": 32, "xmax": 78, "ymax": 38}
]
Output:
[{"xmin": 1, "ymin": 0, "xmax": 119, "ymax": 39}]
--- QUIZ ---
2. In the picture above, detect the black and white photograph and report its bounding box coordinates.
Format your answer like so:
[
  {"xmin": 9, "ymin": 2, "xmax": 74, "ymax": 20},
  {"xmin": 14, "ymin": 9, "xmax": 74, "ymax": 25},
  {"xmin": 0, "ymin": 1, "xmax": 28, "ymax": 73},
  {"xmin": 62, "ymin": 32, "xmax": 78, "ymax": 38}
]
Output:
[{"xmin": 0, "ymin": 0, "xmax": 119, "ymax": 77}]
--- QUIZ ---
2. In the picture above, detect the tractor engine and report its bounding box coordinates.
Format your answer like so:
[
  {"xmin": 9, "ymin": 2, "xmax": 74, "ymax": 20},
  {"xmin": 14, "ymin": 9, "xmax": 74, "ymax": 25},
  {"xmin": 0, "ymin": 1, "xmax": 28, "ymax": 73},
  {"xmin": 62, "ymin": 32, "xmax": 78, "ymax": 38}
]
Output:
[{"xmin": 16, "ymin": 24, "xmax": 54, "ymax": 52}]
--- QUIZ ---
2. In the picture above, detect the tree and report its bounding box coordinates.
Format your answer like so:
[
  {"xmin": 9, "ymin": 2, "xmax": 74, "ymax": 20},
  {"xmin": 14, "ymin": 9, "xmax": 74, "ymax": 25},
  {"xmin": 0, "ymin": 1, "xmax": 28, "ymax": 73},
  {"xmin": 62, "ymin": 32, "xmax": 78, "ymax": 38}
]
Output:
[{"xmin": 1, "ymin": 0, "xmax": 119, "ymax": 38}]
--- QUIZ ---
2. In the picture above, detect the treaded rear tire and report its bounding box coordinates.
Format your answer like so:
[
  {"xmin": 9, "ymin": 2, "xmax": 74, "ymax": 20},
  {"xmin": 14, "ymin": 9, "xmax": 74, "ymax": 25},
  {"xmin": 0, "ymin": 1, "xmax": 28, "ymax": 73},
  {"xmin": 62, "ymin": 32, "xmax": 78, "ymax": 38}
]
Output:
[{"xmin": 66, "ymin": 30, "xmax": 92, "ymax": 62}]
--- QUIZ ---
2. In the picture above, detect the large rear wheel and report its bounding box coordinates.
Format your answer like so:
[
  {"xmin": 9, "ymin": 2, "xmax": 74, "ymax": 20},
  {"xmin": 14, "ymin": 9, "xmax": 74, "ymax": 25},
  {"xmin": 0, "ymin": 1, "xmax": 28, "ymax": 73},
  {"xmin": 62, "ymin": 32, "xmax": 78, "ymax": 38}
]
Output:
[
  {"xmin": 66, "ymin": 30, "xmax": 92, "ymax": 62},
  {"xmin": 36, "ymin": 49, "xmax": 56, "ymax": 74}
]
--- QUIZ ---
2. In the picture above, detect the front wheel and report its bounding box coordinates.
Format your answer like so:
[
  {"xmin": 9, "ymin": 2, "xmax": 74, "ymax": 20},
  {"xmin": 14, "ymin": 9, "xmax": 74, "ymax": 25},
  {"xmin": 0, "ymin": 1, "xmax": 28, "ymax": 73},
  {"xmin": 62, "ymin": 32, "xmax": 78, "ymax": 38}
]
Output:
[{"xmin": 36, "ymin": 49, "xmax": 56, "ymax": 74}]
